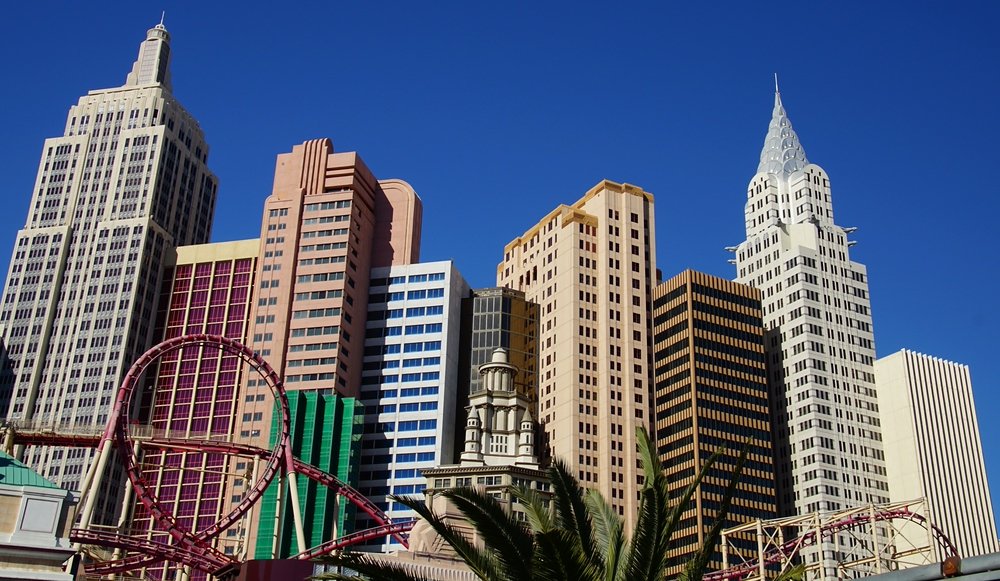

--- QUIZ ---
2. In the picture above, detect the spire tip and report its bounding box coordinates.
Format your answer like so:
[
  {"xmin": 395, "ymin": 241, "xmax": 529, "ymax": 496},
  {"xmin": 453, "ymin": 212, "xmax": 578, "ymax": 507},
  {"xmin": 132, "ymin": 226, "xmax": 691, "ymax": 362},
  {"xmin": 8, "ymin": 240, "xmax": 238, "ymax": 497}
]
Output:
[{"xmin": 774, "ymin": 73, "xmax": 780, "ymax": 93}]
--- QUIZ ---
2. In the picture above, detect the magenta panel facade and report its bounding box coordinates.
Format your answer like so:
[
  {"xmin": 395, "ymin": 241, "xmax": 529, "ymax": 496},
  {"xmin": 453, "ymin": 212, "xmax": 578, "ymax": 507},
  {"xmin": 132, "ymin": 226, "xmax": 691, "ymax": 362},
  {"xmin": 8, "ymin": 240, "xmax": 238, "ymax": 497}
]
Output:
[{"xmin": 131, "ymin": 251, "xmax": 256, "ymax": 580}]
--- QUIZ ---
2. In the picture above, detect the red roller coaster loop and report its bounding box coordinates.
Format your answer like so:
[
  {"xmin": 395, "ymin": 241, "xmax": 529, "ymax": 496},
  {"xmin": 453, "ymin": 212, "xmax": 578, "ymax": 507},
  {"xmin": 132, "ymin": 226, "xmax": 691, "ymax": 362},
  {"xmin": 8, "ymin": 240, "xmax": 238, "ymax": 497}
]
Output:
[{"xmin": 48, "ymin": 334, "xmax": 410, "ymax": 578}]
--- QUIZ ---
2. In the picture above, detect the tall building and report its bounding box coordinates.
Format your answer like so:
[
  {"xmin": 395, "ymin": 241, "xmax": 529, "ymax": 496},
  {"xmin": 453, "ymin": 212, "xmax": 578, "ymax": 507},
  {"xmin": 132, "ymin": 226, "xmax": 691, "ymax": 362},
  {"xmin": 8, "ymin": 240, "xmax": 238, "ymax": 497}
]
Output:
[
  {"xmin": 461, "ymin": 287, "xmax": 538, "ymax": 402},
  {"xmin": 651, "ymin": 270, "xmax": 776, "ymax": 574},
  {"xmin": 497, "ymin": 179, "xmax": 657, "ymax": 523},
  {"xmin": 875, "ymin": 350, "xmax": 999, "ymax": 558},
  {"xmin": 229, "ymin": 138, "xmax": 423, "ymax": 555},
  {"xmin": 0, "ymin": 22, "xmax": 217, "ymax": 511},
  {"xmin": 130, "ymin": 240, "xmax": 258, "ymax": 578},
  {"xmin": 356, "ymin": 260, "xmax": 469, "ymax": 552},
  {"xmin": 732, "ymin": 87, "xmax": 888, "ymax": 575}
]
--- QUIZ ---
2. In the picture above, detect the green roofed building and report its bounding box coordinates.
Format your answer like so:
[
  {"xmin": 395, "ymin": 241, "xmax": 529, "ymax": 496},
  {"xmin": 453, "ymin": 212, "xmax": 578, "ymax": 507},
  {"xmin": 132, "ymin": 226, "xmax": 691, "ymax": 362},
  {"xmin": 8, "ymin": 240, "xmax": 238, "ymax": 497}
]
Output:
[
  {"xmin": 0, "ymin": 451, "xmax": 77, "ymax": 579},
  {"xmin": 254, "ymin": 393, "xmax": 363, "ymax": 558}
]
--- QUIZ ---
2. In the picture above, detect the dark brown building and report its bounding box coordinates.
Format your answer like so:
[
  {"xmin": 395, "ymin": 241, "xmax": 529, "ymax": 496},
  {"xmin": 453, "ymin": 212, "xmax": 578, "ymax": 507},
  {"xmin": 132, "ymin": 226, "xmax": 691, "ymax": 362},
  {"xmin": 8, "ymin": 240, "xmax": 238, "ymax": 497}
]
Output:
[{"xmin": 651, "ymin": 270, "xmax": 776, "ymax": 574}]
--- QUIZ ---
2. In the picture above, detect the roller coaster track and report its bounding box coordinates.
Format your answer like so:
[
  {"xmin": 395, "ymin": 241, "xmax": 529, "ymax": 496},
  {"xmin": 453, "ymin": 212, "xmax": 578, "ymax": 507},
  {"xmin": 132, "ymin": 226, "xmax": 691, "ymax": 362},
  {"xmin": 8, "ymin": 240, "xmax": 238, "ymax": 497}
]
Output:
[
  {"xmin": 706, "ymin": 501, "xmax": 958, "ymax": 581},
  {"xmin": 7, "ymin": 334, "xmax": 410, "ymax": 578}
]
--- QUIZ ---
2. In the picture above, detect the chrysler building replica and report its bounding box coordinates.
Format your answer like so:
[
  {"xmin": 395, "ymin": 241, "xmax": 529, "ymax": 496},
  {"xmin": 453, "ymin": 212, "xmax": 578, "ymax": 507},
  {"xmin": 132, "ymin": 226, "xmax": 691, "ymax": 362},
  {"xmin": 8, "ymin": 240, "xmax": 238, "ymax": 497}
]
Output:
[
  {"xmin": 0, "ymin": 20, "xmax": 216, "ymax": 517},
  {"xmin": 732, "ymin": 85, "xmax": 888, "ymax": 576}
]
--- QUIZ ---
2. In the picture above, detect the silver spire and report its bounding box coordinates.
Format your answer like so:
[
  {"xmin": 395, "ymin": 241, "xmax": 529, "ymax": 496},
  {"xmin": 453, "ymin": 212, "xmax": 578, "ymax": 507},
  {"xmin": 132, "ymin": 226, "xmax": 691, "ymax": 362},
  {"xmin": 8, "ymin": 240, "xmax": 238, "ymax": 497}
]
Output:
[{"xmin": 757, "ymin": 84, "xmax": 809, "ymax": 176}]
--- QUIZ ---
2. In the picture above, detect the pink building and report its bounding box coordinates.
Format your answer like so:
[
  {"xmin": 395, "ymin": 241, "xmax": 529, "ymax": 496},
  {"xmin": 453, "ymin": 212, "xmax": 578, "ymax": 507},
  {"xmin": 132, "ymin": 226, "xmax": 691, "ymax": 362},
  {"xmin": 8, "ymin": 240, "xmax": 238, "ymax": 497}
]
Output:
[{"xmin": 231, "ymin": 139, "xmax": 423, "ymax": 557}]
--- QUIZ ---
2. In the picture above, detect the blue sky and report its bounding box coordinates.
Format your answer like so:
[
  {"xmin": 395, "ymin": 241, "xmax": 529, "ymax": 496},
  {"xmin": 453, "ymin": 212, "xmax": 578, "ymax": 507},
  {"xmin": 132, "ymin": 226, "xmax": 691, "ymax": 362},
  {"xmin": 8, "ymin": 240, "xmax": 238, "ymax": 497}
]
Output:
[{"xmin": 2, "ymin": 2, "xmax": 998, "ymax": 533}]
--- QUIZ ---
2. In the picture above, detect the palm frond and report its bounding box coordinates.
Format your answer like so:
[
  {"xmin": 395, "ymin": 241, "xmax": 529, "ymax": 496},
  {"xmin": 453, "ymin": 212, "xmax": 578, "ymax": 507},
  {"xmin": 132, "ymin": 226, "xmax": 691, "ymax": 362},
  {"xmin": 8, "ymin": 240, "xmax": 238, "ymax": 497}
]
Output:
[
  {"xmin": 622, "ymin": 482, "xmax": 671, "ymax": 581},
  {"xmin": 440, "ymin": 486, "xmax": 534, "ymax": 579},
  {"xmin": 547, "ymin": 459, "xmax": 594, "ymax": 549},
  {"xmin": 314, "ymin": 552, "xmax": 434, "ymax": 581},
  {"xmin": 510, "ymin": 484, "xmax": 555, "ymax": 533},
  {"xmin": 389, "ymin": 493, "xmax": 504, "ymax": 581},
  {"xmin": 585, "ymin": 489, "xmax": 625, "ymax": 581},
  {"xmin": 532, "ymin": 528, "xmax": 602, "ymax": 581}
]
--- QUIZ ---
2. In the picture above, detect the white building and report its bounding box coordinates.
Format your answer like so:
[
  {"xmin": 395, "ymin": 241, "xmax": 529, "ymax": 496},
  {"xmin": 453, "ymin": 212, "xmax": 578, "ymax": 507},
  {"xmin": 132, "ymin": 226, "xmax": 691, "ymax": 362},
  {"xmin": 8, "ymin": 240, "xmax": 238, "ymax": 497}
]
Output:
[
  {"xmin": 733, "ymin": 87, "xmax": 888, "ymax": 577},
  {"xmin": 356, "ymin": 261, "xmax": 469, "ymax": 552},
  {"xmin": 0, "ymin": 21, "xmax": 216, "ymax": 522},
  {"xmin": 876, "ymin": 350, "xmax": 999, "ymax": 558}
]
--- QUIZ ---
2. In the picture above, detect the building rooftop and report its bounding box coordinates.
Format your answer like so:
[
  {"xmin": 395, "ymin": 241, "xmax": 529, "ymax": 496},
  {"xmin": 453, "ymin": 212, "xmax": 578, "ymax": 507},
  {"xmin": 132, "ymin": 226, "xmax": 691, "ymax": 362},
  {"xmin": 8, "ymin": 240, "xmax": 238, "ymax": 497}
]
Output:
[{"xmin": 0, "ymin": 450, "xmax": 61, "ymax": 489}]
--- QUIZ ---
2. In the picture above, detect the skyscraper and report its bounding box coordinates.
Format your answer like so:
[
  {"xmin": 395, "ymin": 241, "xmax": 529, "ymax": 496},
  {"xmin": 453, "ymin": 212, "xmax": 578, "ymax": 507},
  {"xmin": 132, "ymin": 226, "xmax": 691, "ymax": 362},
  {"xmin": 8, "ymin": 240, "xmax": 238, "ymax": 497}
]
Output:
[
  {"xmin": 875, "ymin": 350, "xmax": 999, "ymax": 558},
  {"xmin": 651, "ymin": 270, "xmax": 776, "ymax": 574},
  {"xmin": 229, "ymin": 138, "xmax": 423, "ymax": 555},
  {"xmin": 498, "ymin": 179, "xmax": 657, "ymax": 523},
  {"xmin": 732, "ymin": 88, "xmax": 888, "ymax": 576},
  {"xmin": 356, "ymin": 260, "xmax": 469, "ymax": 552},
  {"xmin": 0, "ymin": 22, "xmax": 217, "ymax": 510}
]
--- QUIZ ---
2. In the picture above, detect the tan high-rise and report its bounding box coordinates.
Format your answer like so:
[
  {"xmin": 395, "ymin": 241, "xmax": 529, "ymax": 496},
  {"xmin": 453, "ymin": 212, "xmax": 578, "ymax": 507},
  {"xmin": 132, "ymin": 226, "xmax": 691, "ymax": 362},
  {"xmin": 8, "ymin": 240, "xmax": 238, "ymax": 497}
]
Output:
[
  {"xmin": 652, "ymin": 270, "xmax": 776, "ymax": 574},
  {"xmin": 497, "ymin": 180, "xmax": 656, "ymax": 523}
]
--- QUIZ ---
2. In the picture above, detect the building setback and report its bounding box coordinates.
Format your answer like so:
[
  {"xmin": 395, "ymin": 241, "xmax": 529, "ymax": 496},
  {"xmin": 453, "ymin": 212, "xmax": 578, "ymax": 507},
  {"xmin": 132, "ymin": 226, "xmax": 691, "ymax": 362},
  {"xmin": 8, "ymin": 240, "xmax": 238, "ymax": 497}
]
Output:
[
  {"xmin": 732, "ymin": 87, "xmax": 888, "ymax": 577},
  {"xmin": 228, "ymin": 138, "xmax": 423, "ymax": 556},
  {"xmin": 497, "ymin": 180, "xmax": 657, "ymax": 524},
  {"xmin": 129, "ymin": 240, "xmax": 258, "ymax": 578},
  {"xmin": 651, "ymin": 270, "xmax": 776, "ymax": 574},
  {"xmin": 0, "ymin": 22, "xmax": 217, "ymax": 523},
  {"xmin": 875, "ymin": 350, "xmax": 999, "ymax": 558},
  {"xmin": 356, "ymin": 261, "xmax": 469, "ymax": 552}
]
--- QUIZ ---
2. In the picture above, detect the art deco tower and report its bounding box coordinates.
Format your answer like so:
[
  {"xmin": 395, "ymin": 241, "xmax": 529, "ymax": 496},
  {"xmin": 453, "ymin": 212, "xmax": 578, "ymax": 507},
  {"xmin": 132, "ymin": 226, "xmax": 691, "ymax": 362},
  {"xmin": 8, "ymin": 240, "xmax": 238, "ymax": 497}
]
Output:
[
  {"xmin": 0, "ymin": 22, "xmax": 217, "ymax": 508},
  {"xmin": 732, "ymin": 88, "xmax": 888, "ymax": 576}
]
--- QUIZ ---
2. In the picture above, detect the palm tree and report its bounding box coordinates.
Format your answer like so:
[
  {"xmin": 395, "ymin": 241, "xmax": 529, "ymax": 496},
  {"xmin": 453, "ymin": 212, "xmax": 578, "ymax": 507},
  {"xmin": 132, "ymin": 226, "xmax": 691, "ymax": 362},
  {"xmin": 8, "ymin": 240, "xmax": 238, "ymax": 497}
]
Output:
[{"xmin": 318, "ymin": 426, "xmax": 752, "ymax": 581}]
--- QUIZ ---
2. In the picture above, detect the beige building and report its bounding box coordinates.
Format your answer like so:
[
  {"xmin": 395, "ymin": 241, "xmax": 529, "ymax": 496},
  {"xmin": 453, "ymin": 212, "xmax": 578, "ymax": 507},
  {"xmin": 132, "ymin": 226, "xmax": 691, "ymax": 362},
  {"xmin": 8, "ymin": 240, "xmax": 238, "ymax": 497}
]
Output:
[
  {"xmin": 497, "ymin": 180, "xmax": 656, "ymax": 523},
  {"xmin": 875, "ymin": 350, "xmax": 999, "ymax": 558}
]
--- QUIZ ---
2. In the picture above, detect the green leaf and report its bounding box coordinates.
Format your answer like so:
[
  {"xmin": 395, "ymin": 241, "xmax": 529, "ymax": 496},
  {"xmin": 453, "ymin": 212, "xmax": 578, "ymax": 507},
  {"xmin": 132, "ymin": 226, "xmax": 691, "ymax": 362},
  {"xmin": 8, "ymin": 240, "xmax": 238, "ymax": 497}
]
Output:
[
  {"xmin": 388, "ymin": 493, "xmax": 504, "ymax": 581},
  {"xmin": 440, "ymin": 486, "xmax": 534, "ymax": 580}
]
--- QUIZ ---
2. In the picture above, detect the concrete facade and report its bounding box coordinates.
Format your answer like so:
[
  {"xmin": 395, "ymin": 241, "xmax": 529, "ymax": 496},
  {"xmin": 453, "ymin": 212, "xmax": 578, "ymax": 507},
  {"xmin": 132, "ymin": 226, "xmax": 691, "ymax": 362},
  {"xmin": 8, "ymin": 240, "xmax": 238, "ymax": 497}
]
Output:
[
  {"xmin": 0, "ymin": 451, "xmax": 76, "ymax": 580},
  {"xmin": 0, "ymin": 22, "xmax": 217, "ymax": 522},
  {"xmin": 497, "ymin": 180, "xmax": 657, "ymax": 525},
  {"xmin": 876, "ymin": 350, "xmax": 999, "ymax": 558},
  {"xmin": 651, "ymin": 270, "xmax": 776, "ymax": 574},
  {"xmin": 732, "ymin": 88, "xmax": 888, "ymax": 577}
]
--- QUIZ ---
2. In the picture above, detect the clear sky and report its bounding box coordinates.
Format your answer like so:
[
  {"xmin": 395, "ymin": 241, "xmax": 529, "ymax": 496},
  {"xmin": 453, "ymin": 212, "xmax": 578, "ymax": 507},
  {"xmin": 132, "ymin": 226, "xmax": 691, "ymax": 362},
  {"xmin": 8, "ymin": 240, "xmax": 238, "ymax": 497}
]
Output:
[{"xmin": 2, "ymin": 1, "xmax": 998, "ymax": 533}]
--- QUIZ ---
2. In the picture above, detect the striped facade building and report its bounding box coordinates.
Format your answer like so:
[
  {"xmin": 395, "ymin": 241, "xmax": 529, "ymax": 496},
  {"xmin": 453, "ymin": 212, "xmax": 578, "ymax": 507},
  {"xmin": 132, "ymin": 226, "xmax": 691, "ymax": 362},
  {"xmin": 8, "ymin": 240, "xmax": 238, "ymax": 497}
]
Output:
[{"xmin": 651, "ymin": 270, "xmax": 776, "ymax": 574}]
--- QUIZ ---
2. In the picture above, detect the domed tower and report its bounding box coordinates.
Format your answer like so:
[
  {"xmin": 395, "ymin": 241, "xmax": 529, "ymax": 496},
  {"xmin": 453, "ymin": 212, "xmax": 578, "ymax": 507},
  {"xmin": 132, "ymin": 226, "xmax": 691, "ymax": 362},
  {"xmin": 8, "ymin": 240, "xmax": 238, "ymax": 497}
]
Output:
[
  {"xmin": 460, "ymin": 405, "xmax": 483, "ymax": 464},
  {"xmin": 478, "ymin": 348, "xmax": 516, "ymax": 393},
  {"xmin": 516, "ymin": 409, "xmax": 538, "ymax": 468}
]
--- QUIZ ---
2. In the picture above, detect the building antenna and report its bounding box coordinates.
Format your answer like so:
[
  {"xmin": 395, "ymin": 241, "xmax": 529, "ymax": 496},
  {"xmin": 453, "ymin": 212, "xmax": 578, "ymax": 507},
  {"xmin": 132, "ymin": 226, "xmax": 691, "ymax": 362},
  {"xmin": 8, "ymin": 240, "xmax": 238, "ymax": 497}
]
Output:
[
  {"xmin": 160, "ymin": 11, "xmax": 166, "ymax": 26},
  {"xmin": 774, "ymin": 72, "xmax": 780, "ymax": 93}
]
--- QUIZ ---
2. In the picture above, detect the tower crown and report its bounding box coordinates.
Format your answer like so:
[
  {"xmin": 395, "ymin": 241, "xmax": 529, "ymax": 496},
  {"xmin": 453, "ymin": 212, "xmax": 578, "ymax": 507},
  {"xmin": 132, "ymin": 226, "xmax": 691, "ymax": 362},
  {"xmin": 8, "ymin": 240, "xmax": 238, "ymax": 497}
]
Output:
[
  {"xmin": 124, "ymin": 20, "xmax": 173, "ymax": 90},
  {"xmin": 757, "ymin": 87, "xmax": 808, "ymax": 176}
]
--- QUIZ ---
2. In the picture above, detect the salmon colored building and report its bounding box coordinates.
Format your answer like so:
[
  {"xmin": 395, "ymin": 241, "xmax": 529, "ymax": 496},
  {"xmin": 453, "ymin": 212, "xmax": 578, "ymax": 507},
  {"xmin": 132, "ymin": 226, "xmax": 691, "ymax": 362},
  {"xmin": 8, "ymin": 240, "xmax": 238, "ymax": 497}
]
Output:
[{"xmin": 229, "ymin": 139, "xmax": 423, "ymax": 557}]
